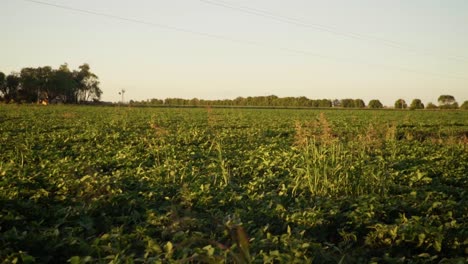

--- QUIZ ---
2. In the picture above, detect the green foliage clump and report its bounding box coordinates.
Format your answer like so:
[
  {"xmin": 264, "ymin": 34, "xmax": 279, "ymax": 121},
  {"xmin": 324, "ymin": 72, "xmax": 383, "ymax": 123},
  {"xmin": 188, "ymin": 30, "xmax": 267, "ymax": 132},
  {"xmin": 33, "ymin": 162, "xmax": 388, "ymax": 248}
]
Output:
[
  {"xmin": 438, "ymin": 95, "xmax": 458, "ymax": 109},
  {"xmin": 394, "ymin": 99, "xmax": 407, "ymax": 109},
  {"xmin": 368, "ymin": 99, "xmax": 383, "ymax": 109},
  {"xmin": 461, "ymin": 100, "xmax": 468, "ymax": 110},
  {"xmin": 426, "ymin": 102, "xmax": 438, "ymax": 109},
  {"xmin": 0, "ymin": 64, "xmax": 102, "ymax": 104},
  {"xmin": 409, "ymin": 99, "xmax": 425, "ymax": 110}
]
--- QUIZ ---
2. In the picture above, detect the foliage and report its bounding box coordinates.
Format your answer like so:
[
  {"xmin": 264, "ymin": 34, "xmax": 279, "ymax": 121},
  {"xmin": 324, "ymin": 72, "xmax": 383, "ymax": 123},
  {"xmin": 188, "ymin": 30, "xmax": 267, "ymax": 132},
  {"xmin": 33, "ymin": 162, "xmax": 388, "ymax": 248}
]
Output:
[
  {"xmin": 426, "ymin": 102, "xmax": 438, "ymax": 109},
  {"xmin": 438, "ymin": 95, "xmax": 456, "ymax": 105},
  {"xmin": 353, "ymin": 99, "xmax": 366, "ymax": 108},
  {"xmin": 461, "ymin": 100, "xmax": 468, "ymax": 110},
  {"xmin": 0, "ymin": 64, "xmax": 102, "ymax": 104},
  {"xmin": 394, "ymin": 99, "xmax": 407, "ymax": 109},
  {"xmin": 336, "ymin": 98, "xmax": 366, "ymax": 108},
  {"xmin": 368, "ymin": 99, "xmax": 383, "ymax": 109},
  {"xmin": 3, "ymin": 74, "xmax": 21, "ymax": 103},
  {"xmin": 75, "ymin": 64, "xmax": 102, "ymax": 102},
  {"xmin": 0, "ymin": 72, "xmax": 5, "ymax": 93},
  {"xmin": 130, "ymin": 97, "xmax": 380, "ymax": 109},
  {"xmin": 133, "ymin": 95, "xmax": 335, "ymax": 108},
  {"xmin": 0, "ymin": 106, "xmax": 467, "ymax": 263},
  {"xmin": 410, "ymin": 99, "xmax": 425, "ymax": 110},
  {"xmin": 438, "ymin": 95, "xmax": 458, "ymax": 109}
]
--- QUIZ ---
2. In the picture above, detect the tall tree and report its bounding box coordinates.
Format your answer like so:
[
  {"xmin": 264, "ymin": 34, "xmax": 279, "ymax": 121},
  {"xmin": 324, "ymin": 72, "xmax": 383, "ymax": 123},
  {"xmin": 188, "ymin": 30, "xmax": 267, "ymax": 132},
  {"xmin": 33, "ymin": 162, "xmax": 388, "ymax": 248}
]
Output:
[
  {"xmin": 19, "ymin": 67, "xmax": 41, "ymax": 103},
  {"xmin": 0, "ymin": 72, "xmax": 5, "ymax": 101},
  {"xmin": 394, "ymin": 99, "xmax": 407, "ymax": 109},
  {"xmin": 409, "ymin": 99, "xmax": 424, "ymax": 110},
  {"xmin": 340, "ymin": 99, "xmax": 354, "ymax": 108},
  {"xmin": 4, "ymin": 64, "xmax": 102, "ymax": 104},
  {"xmin": 438, "ymin": 95, "xmax": 458, "ymax": 109},
  {"xmin": 318, "ymin": 99, "xmax": 332, "ymax": 108},
  {"xmin": 4, "ymin": 74, "xmax": 20, "ymax": 102},
  {"xmin": 354, "ymin": 99, "xmax": 366, "ymax": 108},
  {"xmin": 368, "ymin": 99, "xmax": 383, "ymax": 109},
  {"xmin": 332, "ymin": 99, "xmax": 341, "ymax": 107},
  {"xmin": 74, "ymin": 63, "xmax": 102, "ymax": 102},
  {"xmin": 48, "ymin": 64, "xmax": 78, "ymax": 103},
  {"xmin": 36, "ymin": 66, "xmax": 54, "ymax": 102}
]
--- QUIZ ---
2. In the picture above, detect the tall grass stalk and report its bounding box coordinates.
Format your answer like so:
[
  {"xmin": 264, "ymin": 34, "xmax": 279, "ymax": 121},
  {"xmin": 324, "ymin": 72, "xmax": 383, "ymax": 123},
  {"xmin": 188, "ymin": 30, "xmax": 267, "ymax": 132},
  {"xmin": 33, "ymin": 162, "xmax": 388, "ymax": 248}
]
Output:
[{"xmin": 293, "ymin": 139, "xmax": 389, "ymax": 198}]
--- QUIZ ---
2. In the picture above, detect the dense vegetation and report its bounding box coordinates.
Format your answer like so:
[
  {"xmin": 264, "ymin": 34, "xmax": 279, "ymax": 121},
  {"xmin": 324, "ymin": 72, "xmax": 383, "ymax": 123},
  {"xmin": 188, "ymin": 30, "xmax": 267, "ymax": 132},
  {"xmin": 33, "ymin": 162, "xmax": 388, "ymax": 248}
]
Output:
[
  {"xmin": 0, "ymin": 64, "xmax": 102, "ymax": 104},
  {"xmin": 0, "ymin": 105, "xmax": 467, "ymax": 263},
  {"xmin": 1, "ymin": 66, "xmax": 466, "ymax": 110},
  {"xmin": 132, "ymin": 96, "xmax": 466, "ymax": 110},
  {"xmin": 132, "ymin": 97, "xmax": 384, "ymax": 109},
  {"xmin": 133, "ymin": 96, "xmax": 337, "ymax": 108}
]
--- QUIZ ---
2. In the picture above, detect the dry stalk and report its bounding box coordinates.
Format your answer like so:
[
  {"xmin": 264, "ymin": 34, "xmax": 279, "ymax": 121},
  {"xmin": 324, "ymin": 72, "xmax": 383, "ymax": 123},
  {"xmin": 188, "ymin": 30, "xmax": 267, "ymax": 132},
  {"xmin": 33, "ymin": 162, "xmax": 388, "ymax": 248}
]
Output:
[{"xmin": 294, "ymin": 113, "xmax": 336, "ymax": 147}]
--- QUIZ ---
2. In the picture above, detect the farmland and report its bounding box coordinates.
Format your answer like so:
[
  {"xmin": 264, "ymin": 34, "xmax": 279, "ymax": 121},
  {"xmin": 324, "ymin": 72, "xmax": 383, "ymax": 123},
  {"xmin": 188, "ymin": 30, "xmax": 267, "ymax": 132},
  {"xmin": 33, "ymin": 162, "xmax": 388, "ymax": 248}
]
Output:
[{"xmin": 0, "ymin": 105, "xmax": 467, "ymax": 263}]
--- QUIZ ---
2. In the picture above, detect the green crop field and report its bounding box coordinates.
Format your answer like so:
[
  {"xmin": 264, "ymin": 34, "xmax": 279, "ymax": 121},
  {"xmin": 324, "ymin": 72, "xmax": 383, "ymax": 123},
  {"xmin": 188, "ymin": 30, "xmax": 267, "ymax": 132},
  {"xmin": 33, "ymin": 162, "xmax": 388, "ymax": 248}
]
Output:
[{"xmin": 0, "ymin": 105, "xmax": 467, "ymax": 263}]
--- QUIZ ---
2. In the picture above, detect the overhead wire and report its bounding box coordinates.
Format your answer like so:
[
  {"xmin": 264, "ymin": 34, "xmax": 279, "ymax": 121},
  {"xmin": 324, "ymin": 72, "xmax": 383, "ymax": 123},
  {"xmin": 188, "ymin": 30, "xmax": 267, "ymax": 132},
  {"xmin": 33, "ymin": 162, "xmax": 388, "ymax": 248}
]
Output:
[
  {"xmin": 21, "ymin": 0, "xmax": 468, "ymax": 81},
  {"xmin": 198, "ymin": 0, "xmax": 468, "ymax": 63}
]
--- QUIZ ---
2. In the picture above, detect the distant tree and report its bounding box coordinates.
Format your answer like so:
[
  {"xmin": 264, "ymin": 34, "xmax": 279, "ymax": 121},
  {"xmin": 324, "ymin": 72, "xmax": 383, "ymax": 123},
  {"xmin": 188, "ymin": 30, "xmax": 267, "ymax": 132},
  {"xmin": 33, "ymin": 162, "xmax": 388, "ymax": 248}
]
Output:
[
  {"xmin": 18, "ymin": 65, "xmax": 75, "ymax": 103},
  {"xmin": 394, "ymin": 99, "xmax": 407, "ymax": 109},
  {"xmin": 190, "ymin": 98, "xmax": 200, "ymax": 106},
  {"xmin": 426, "ymin": 102, "xmax": 438, "ymax": 109},
  {"xmin": 448, "ymin": 102, "xmax": 459, "ymax": 109},
  {"xmin": 150, "ymin": 98, "xmax": 164, "ymax": 105},
  {"xmin": 19, "ymin": 67, "xmax": 42, "ymax": 103},
  {"xmin": 409, "ymin": 99, "xmax": 424, "ymax": 110},
  {"xmin": 438, "ymin": 95, "xmax": 458, "ymax": 109},
  {"xmin": 3, "ymin": 64, "xmax": 101, "ymax": 104},
  {"xmin": 368, "ymin": 99, "xmax": 383, "ymax": 109},
  {"xmin": 354, "ymin": 99, "xmax": 366, "ymax": 108},
  {"xmin": 267, "ymin": 95, "xmax": 279, "ymax": 106},
  {"xmin": 438, "ymin": 95, "xmax": 455, "ymax": 105},
  {"xmin": 53, "ymin": 64, "xmax": 78, "ymax": 103},
  {"xmin": 74, "ymin": 63, "xmax": 102, "ymax": 102},
  {"xmin": 332, "ymin": 99, "xmax": 341, "ymax": 107},
  {"xmin": 0, "ymin": 72, "xmax": 5, "ymax": 101},
  {"xmin": 341, "ymin": 99, "xmax": 354, "ymax": 108},
  {"xmin": 36, "ymin": 66, "xmax": 58, "ymax": 102},
  {"xmin": 461, "ymin": 101, "xmax": 468, "ymax": 110},
  {"xmin": 4, "ymin": 73, "xmax": 20, "ymax": 102},
  {"xmin": 318, "ymin": 99, "xmax": 332, "ymax": 108},
  {"xmin": 233, "ymin": 96, "xmax": 245, "ymax": 106}
]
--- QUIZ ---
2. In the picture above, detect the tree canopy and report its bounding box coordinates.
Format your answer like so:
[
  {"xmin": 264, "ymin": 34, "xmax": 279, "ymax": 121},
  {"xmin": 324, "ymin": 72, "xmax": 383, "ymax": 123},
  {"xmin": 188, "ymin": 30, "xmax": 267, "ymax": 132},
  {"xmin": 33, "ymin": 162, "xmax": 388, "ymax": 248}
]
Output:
[
  {"xmin": 368, "ymin": 99, "xmax": 383, "ymax": 109},
  {"xmin": 438, "ymin": 95, "xmax": 458, "ymax": 109},
  {"xmin": 409, "ymin": 99, "xmax": 425, "ymax": 110},
  {"xmin": 130, "ymin": 96, "xmax": 377, "ymax": 108},
  {"xmin": 460, "ymin": 101, "xmax": 468, "ymax": 110},
  {"xmin": 426, "ymin": 102, "xmax": 438, "ymax": 109},
  {"xmin": 0, "ymin": 64, "xmax": 102, "ymax": 104},
  {"xmin": 394, "ymin": 99, "xmax": 407, "ymax": 109}
]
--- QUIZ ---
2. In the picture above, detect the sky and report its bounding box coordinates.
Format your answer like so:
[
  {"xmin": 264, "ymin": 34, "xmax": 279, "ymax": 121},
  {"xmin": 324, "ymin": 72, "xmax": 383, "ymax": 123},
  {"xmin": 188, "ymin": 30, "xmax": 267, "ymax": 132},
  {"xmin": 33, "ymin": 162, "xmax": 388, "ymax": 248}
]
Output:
[{"xmin": 1, "ymin": 0, "xmax": 468, "ymax": 106}]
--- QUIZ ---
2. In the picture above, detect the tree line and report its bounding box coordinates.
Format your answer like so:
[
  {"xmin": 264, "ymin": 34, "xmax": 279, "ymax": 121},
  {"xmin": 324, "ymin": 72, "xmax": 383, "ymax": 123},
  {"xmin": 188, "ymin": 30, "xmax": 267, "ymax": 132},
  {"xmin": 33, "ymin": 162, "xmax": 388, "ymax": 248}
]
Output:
[
  {"xmin": 133, "ymin": 96, "xmax": 359, "ymax": 108},
  {"xmin": 131, "ymin": 95, "xmax": 468, "ymax": 110},
  {"xmin": 0, "ymin": 64, "xmax": 102, "ymax": 104},
  {"xmin": 2, "ymin": 65, "xmax": 466, "ymax": 110}
]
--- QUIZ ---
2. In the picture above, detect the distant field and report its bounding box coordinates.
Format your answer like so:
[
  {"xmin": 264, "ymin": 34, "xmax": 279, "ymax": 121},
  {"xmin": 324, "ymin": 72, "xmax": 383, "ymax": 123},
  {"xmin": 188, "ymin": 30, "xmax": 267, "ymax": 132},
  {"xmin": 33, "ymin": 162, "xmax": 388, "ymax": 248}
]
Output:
[{"xmin": 0, "ymin": 105, "xmax": 467, "ymax": 263}]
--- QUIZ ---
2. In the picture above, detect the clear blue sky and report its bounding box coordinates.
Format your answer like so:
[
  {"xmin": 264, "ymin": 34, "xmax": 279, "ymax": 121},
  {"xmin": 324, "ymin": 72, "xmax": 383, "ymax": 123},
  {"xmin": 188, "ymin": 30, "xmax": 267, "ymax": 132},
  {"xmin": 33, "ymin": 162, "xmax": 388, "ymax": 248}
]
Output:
[{"xmin": 2, "ymin": 0, "xmax": 468, "ymax": 105}]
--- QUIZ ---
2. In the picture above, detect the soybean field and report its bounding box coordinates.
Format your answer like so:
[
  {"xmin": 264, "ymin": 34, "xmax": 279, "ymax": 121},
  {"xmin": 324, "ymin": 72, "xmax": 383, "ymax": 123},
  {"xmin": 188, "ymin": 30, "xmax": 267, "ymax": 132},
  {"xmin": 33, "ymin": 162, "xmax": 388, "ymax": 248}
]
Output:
[{"xmin": 0, "ymin": 105, "xmax": 467, "ymax": 263}]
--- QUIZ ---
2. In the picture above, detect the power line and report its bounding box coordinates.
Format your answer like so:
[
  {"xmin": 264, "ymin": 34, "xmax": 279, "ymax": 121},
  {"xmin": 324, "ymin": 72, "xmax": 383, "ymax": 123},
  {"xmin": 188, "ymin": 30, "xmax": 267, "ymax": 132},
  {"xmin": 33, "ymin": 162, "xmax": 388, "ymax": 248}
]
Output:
[
  {"xmin": 198, "ymin": 0, "xmax": 468, "ymax": 63},
  {"xmin": 21, "ymin": 0, "xmax": 468, "ymax": 81}
]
